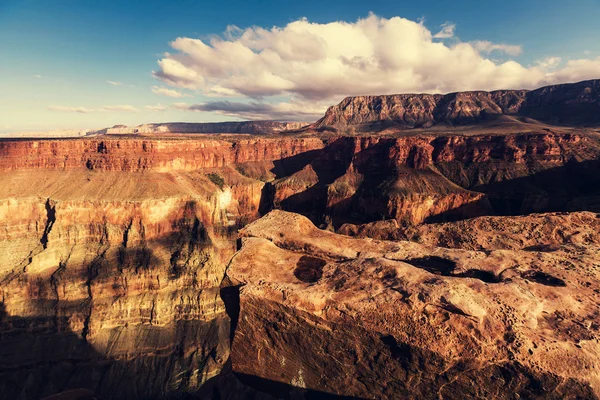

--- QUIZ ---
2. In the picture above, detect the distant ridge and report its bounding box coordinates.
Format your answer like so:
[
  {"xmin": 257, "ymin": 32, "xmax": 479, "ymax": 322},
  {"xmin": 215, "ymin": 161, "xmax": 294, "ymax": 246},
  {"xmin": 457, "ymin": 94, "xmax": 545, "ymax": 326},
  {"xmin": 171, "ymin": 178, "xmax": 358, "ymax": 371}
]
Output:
[
  {"xmin": 312, "ymin": 79, "xmax": 600, "ymax": 131},
  {"xmin": 103, "ymin": 121, "xmax": 309, "ymax": 135}
]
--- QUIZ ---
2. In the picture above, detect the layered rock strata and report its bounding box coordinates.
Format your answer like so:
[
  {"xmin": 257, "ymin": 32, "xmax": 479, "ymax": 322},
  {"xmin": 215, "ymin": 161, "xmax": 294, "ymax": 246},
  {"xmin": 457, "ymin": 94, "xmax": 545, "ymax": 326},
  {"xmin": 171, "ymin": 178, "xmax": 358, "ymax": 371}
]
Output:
[
  {"xmin": 313, "ymin": 79, "xmax": 600, "ymax": 130},
  {"xmin": 266, "ymin": 132, "xmax": 600, "ymax": 228},
  {"xmin": 0, "ymin": 137, "xmax": 323, "ymax": 400}
]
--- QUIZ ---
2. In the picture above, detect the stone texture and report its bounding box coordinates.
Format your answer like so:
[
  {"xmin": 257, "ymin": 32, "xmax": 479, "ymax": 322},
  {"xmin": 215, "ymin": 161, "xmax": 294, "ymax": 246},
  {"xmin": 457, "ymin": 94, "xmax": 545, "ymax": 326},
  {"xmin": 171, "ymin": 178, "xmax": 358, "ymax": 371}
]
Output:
[{"xmin": 228, "ymin": 210, "xmax": 600, "ymax": 399}]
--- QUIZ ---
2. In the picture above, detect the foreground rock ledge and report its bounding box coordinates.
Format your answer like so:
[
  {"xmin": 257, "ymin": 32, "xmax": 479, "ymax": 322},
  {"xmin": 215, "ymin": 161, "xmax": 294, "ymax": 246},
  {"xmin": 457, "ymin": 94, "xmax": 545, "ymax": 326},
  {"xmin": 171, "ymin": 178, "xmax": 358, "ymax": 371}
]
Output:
[{"xmin": 227, "ymin": 210, "xmax": 600, "ymax": 399}]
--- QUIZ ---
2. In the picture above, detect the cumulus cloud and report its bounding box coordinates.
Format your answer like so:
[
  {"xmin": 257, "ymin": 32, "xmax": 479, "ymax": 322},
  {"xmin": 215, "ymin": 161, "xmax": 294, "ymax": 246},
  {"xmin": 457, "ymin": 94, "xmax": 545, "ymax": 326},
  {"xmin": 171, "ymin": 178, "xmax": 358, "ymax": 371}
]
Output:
[
  {"xmin": 152, "ymin": 14, "xmax": 600, "ymax": 120},
  {"xmin": 151, "ymin": 85, "xmax": 192, "ymax": 98},
  {"xmin": 48, "ymin": 105, "xmax": 94, "ymax": 114},
  {"xmin": 546, "ymin": 56, "xmax": 600, "ymax": 82},
  {"xmin": 173, "ymin": 99, "xmax": 326, "ymax": 121},
  {"xmin": 145, "ymin": 104, "xmax": 169, "ymax": 111},
  {"xmin": 471, "ymin": 40, "xmax": 523, "ymax": 56},
  {"xmin": 106, "ymin": 80, "xmax": 122, "ymax": 86},
  {"xmin": 48, "ymin": 105, "xmax": 140, "ymax": 113},
  {"xmin": 536, "ymin": 56, "xmax": 562, "ymax": 69},
  {"xmin": 433, "ymin": 22, "xmax": 455, "ymax": 39}
]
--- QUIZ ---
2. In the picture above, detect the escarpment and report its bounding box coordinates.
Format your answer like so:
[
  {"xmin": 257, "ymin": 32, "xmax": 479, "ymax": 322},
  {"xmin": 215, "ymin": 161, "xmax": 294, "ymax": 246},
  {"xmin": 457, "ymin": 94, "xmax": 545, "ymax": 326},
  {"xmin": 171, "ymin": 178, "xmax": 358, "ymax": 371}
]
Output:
[
  {"xmin": 313, "ymin": 79, "xmax": 600, "ymax": 130},
  {"xmin": 262, "ymin": 132, "xmax": 600, "ymax": 228}
]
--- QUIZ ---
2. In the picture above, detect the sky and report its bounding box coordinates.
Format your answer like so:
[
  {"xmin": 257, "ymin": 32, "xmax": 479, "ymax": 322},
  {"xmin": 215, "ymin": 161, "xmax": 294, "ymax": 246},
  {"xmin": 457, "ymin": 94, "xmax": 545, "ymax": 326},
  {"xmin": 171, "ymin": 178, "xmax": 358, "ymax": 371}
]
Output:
[{"xmin": 1, "ymin": 0, "xmax": 599, "ymax": 133}]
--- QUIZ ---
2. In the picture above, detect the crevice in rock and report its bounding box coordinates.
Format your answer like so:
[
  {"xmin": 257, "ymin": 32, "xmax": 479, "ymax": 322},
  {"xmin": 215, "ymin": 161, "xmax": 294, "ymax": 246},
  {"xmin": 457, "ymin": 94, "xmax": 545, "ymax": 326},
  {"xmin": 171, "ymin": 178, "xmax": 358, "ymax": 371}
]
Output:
[
  {"xmin": 220, "ymin": 285, "xmax": 241, "ymax": 344},
  {"xmin": 40, "ymin": 198, "xmax": 56, "ymax": 249}
]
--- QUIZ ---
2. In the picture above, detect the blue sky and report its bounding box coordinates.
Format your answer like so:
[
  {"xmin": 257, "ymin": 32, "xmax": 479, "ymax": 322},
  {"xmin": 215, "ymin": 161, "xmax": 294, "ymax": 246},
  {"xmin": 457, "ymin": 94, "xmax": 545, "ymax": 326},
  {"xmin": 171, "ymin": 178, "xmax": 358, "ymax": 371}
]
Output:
[{"xmin": 1, "ymin": 0, "xmax": 599, "ymax": 132}]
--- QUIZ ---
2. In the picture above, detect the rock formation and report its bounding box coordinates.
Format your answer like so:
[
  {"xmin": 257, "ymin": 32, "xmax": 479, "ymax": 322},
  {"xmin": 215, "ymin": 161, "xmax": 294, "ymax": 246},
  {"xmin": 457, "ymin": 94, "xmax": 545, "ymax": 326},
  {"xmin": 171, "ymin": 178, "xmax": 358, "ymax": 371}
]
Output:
[
  {"xmin": 0, "ymin": 136, "xmax": 323, "ymax": 399},
  {"xmin": 227, "ymin": 210, "xmax": 600, "ymax": 399},
  {"xmin": 312, "ymin": 79, "xmax": 600, "ymax": 131},
  {"xmin": 1, "ymin": 80, "xmax": 600, "ymax": 399}
]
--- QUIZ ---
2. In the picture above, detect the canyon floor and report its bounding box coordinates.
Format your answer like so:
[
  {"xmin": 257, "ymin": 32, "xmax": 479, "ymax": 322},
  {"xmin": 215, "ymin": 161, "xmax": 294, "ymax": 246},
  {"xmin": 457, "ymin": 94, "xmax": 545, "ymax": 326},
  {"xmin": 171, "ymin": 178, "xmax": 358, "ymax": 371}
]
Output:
[{"xmin": 1, "ymin": 81, "xmax": 600, "ymax": 400}]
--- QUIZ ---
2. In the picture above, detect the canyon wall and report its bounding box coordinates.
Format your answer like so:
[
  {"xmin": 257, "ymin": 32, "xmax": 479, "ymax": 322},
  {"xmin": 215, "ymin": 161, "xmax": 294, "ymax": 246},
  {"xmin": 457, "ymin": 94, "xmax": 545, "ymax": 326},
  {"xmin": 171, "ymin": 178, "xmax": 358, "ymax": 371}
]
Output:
[
  {"xmin": 1, "ymin": 128, "xmax": 600, "ymax": 399},
  {"xmin": 0, "ymin": 136, "xmax": 323, "ymax": 400},
  {"xmin": 264, "ymin": 132, "xmax": 600, "ymax": 228}
]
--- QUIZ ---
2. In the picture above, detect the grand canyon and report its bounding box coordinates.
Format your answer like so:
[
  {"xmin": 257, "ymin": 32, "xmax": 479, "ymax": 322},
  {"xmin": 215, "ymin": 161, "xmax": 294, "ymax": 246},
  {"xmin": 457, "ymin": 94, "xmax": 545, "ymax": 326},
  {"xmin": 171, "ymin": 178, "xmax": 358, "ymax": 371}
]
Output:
[{"xmin": 0, "ymin": 79, "xmax": 599, "ymax": 399}]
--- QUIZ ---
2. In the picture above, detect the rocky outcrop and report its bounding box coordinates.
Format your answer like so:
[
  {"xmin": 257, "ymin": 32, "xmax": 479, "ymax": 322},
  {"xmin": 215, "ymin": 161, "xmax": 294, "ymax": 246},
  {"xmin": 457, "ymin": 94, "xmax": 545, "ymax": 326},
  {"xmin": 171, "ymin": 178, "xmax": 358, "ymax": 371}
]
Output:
[
  {"xmin": 312, "ymin": 79, "xmax": 600, "ymax": 130},
  {"xmin": 227, "ymin": 210, "xmax": 600, "ymax": 399},
  {"xmin": 340, "ymin": 211, "xmax": 600, "ymax": 250}
]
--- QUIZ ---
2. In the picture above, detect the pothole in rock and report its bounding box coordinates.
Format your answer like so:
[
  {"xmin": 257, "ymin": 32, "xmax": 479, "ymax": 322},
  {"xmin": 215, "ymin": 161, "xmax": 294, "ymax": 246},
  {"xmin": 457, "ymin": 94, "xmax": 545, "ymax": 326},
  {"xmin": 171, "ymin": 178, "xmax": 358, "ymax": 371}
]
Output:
[
  {"xmin": 294, "ymin": 255, "xmax": 327, "ymax": 283},
  {"xmin": 522, "ymin": 270, "xmax": 567, "ymax": 287},
  {"xmin": 402, "ymin": 256, "xmax": 501, "ymax": 283}
]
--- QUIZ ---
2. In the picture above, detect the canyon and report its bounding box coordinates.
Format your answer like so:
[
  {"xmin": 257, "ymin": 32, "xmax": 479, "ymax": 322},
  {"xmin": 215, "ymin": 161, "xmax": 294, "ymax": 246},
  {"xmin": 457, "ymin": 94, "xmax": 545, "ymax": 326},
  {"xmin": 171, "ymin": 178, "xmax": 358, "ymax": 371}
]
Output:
[{"xmin": 1, "ymin": 80, "xmax": 600, "ymax": 399}]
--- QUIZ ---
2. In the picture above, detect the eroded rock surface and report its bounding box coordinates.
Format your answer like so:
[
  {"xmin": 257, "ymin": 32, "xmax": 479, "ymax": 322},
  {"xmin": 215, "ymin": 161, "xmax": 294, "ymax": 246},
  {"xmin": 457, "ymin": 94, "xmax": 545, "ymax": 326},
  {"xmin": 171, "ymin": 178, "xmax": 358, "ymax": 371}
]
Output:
[{"xmin": 228, "ymin": 210, "xmax": 600, "ymax": 399}]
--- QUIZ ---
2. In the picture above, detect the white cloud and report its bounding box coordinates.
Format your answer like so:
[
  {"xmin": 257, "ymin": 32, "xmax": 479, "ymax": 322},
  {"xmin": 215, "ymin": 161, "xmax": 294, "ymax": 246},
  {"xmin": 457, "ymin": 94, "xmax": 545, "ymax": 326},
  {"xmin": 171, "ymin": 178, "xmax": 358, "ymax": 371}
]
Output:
[
  {"xmin": 99, "ymin": 105, "xmax": 139, "ymax": 113},
  {"xmin": 34, "ymin": 74, "xmax": 42, "ymax": 78},
  {"xmin": 471, "ymin": 40, "xmax": 523, "ymax": 56},
  {"xmin": 536, "ymin": 56, "xmax": 562, "ymax": 69},
  {"xmin": 152, "ymin": 14, "xmax": 600, "ymax": 120},
  {"xmin": 145, "ymin": 104, "xmax": 169, "ymax": 111},
  {"xmin": 48, "ymin": 105, "xmax": 140, "ymax": 113},
  {"xmin": 433, "ymin": 22, "xmax": 455, "ymax": 39},
  {"xmin": 583, "ymin": 50, "xmax": 592, "ymax": 55},
  {"xmin": 48, "ymin": 105, "xmax": 94, "ymax": 114},
  {"xmin": 546, "ymin": 56, "xmax": 600, "ymax": 82},
  {"xmin": 106, "ymin": 80, "xmax": 122, "ymax": 86},
  {"xmin": 151, "ymin": 85, "xmax": 192, "ymax": 98}
]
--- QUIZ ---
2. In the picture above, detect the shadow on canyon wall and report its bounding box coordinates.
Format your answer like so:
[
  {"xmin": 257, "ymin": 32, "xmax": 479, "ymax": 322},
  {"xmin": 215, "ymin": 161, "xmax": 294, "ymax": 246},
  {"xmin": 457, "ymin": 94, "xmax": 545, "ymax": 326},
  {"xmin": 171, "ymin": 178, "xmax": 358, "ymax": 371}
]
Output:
[
  {"xmin": 0, "ymin": 301, "xmax": 363, "ymax": 400},
  {"xmin": 0, "ymin": 301, "xmax": 228, "ymax": 400},
  {"xmin": 258, "ymin": 137, "xmax": 600, "ymax": 228}
]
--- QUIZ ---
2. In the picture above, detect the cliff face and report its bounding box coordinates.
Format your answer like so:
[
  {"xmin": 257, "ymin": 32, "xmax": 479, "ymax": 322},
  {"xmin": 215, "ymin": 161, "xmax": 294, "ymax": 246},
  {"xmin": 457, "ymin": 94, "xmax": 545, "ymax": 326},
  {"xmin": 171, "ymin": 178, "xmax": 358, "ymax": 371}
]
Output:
[
  {"xmin": 264, "ymin": 132, "xmax": 600, "ymax": 228},
  {"xmin": 0, "ymin": 137, "xmax": 323, "ymax": 400},
  {"xmin": 0, "ymin": 137, "xmax": 323, "ymax": 172},
  {"xmin": 312, "ymin": 79, "xmax": 600, "ymax": 130}
]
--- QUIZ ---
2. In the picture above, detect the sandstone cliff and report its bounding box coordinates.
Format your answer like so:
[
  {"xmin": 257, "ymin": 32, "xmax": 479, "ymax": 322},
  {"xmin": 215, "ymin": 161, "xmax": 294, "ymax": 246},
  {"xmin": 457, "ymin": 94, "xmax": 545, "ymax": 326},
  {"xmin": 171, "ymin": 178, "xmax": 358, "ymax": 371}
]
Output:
[
  {"xmin": 263, "ymin": 132, "xmax": 600, "ymax": 228},
  {"xmin": 312, "ymin": 79, "xmax": 600, "ymax": 131},
  {"xmin": 0, "ymin": 136, "xmax": 323, "ymax": 400},
  {"xmin": 2, "ymin": 126, "xmax": 600, "ymax": 399}
]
